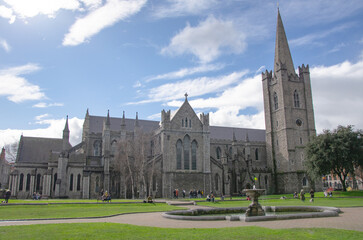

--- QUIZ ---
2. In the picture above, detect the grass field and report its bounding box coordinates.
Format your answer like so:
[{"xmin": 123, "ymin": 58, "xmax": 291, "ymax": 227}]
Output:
[
  {"xmin": 0, "ymin": 203, "xmax": 182, "ymax": 220},
  {"xmin": 0, "ymin": 223, "xmax": 362, "ymax": 240}
]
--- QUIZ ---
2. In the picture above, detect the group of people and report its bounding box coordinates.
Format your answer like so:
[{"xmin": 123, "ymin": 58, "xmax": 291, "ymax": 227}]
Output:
[
  {"xmin": 32, "ymin": 192, "xmax": 42, "ymax": 200},
  {"xmin": 99, "ymin": 189, "xmax": 111, "ymax": 202},
  {"xmin": 295, "ymin": 189, "xmax": 315, "ymax": 202},
  {"xmin": 189, "ymin": 189, "xmax": 203, "ymax": 198},
  {"xmin": 324, "ymin": 190, "xmax": 333, "ymax": 197},
  {"xmin": 206, "ymin": 193, "xmax": 215, "ymax": 202}
]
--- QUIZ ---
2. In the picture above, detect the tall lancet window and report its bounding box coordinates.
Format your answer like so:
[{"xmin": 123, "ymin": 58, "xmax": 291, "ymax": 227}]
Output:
[
  {"xmin": 93, "ymin": 140, "xmax": 101, "ymax": 156},
  {"xmin": 294, "ymin": 90, "xmax": 300, "ymax": 108},
  {"xmin": 191, "ymin": 140, "xmax": 197, "ymax": 170},
  {"xmin": 273, "ymin": 92, "xmax": 278, "ymax": 110},
  {"xmin": 176, "ymin": 140, "xmax": 182, "ymax": 170},
  {"xmin": 183, "ymin": 135, "xmax": 190, "ymax": 170}
]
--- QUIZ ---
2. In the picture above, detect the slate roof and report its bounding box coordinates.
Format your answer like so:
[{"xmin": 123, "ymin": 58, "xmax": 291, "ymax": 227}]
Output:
[
  {"xmin": 210, "ymin": 126, "xmax": 265, "ymax": 142},
  {"xmin": 16, "ymin": 136, "xmax": 63, "ymax": 163},
  {"xmin": 88, "ymin": 116, "xmax": 160, "ymax": 134},
  {"xmin": 88, "ymin": 116, "xmax": 265, "ymax": 142}
]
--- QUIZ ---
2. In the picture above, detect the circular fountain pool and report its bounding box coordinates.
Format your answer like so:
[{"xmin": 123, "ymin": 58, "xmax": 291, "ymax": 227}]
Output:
[{"xmin": 162, "ymin": 206, "xmax": 341, "ymax": 222}]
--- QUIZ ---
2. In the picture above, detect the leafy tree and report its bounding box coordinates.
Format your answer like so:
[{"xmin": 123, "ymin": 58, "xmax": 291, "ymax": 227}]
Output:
[{"xmin": 304, "ymin": 125, "xmax": 363, "ymax": 191}]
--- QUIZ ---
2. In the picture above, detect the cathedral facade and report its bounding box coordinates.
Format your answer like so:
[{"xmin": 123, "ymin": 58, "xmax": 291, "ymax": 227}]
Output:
[{"xmin": 9, "ymin": 11, "xmax": 320, "ymax": 199}]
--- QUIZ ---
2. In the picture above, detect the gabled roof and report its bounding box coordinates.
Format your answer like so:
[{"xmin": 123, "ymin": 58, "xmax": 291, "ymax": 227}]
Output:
[{"xmin": 16, "ymin": 136, "xmax": 63, "ymax": 163}]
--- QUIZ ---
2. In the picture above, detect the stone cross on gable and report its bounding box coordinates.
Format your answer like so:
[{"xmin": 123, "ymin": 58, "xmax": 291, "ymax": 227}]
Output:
[{"xmin": 184, "ymin": 93, "xmax": 188, "ymax": 100}]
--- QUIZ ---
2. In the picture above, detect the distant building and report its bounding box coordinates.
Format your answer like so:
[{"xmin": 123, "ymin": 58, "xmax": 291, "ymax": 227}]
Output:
[
  {"xmin": 0, "ymin": 147, "xmax": 11, "ymax": 189},
  {"xmin": 9, "ymin": 10, "xmax": 320, "ymax": 199}
]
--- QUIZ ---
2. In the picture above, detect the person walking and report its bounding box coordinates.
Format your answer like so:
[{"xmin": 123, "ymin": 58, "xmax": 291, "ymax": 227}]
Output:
[
  {"xmin": 309, "ymin": 189, "xmax": 315, "ymax": 202},
  {"xmin": 4, "ymin": 190, "xmax": 11, "ymax": 203},
  {"xmin": 300, "ymin": 189, "xmax": 305, "ymax": 202}
]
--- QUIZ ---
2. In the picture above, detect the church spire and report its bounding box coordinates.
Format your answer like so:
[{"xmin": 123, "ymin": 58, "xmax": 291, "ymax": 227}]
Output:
[
  {"xmin": 121, "ymin": 111, "xmax": 126, "ymax": 128},
  {"xmin": 135, "ymin": 112, "xmax": 139, "ymax": 127},
  {"xmin": 106, "ymin": 110, "xmax": 110, "ymax": 126},
  {"xmin": 63, "ymin": 115, "xmax": 69, "ymax": 132},
  {"xmin": 274, "ymin": 9, "xmax": 295, "ymax": 76}
]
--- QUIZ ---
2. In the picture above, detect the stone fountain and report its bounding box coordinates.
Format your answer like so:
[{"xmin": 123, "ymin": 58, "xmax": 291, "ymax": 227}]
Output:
[{"xmin": 242, "ymin": 189, "xmax": 265, "ymax": 216}]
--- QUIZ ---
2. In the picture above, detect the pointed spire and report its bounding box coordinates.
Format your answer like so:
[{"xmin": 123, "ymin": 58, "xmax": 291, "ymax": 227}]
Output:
[
  {"xmin": 245, "ymin": 130, "xmax": 249, "ymax": 142},
  {"xmin": 63, "ymin": 115, "xmax": 69, "ymax": 132},
  {"xmin": 106, "ymin": 110, "xmax": 110, "ymax": 126},
  {"xmin": 274, "ymin": 9, "xmax": 295, "ymax": 76},
  {"xmin": 135, "ymin": 112, "xmax": 139, "ymax": 127},
  {"xmin": 121, "ymin": 111, "xmax": 126, "ymax": 128},
  {"xmin": 86, "ymin": 108, "xmax": 89, "ymax": 118}
]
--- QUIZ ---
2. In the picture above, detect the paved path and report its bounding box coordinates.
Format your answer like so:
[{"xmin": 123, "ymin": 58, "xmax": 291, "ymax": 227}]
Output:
[{"xmin": 0, "ymin": 206, "xmax": 362, "ymax": 231}]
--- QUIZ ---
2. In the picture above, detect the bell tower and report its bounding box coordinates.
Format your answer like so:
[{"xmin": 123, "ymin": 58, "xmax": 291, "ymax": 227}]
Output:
[{"xmin": 262, "ymin": 9, "xmax": 316, "ymax": 193}]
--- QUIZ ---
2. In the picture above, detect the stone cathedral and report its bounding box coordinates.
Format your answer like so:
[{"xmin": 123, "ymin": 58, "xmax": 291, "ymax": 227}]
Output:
[{"xmin": 9, "ymin": 11, "xmax": 320, "ymax": 199}]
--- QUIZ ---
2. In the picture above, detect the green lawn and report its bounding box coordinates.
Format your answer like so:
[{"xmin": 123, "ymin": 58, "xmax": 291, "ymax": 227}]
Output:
[
  {"xmin": 0, "ymin": 203, "xmax": 182, "ymax": 220},
  {"xmin": 0, "ymin": 223, "xmax": 362, "ymax": 240},
  {"xmin": 3, "ymin": 198, "xmax": 144, "ymax": 204}
]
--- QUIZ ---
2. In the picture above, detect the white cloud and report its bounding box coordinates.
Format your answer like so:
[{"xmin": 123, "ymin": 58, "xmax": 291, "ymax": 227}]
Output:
[
  {"xmin": 0, "ymin": 116, "xmax": 84, "ymax": 147},
  {"xmin": 166, "ymin": 74, "xmax": 265, "ymax": 129},
  {"xmin": 3, "ymin": 0, "xmax": 80, "ymax": 19},
  {"xmin": 63, "ymin": 0, "xmax": 147, "ymax": 46},
  {"xmin": 153, "ymin": 0, "xmax": 218, "ymax": 18},
  {"xmin": 290, "ymin": 24, "xmax": 349, "ymax": 47},
  {"xmin": 0, "ymin": 5, "xmax": 16, "ymax": 23},
  {"xmin": 161, "ymin": 16, "xmax": 246, "ymax": 63},
  {"xmin": 33, "ymin": 102, "xmax": 64, "ymax": 108},
  {"xmin": 311, "ymin": 60, "xmax": 363, "ymax": 132},
  {"xmin": 0, "ymin": 38, "xmax": 11, "ymax": 52},
  {"xmin": 35, "ymin": 113, "xmax": 50, "ymax": 121},
  {"xmin": 145, "ymin": 63, "xmax": 225, "ymax": 82},
  {"xmin": 0, "ymin": 63, "xmax": 46, "ymax": 103},
  {"xmin": 129, "ymin": 70, "xmax": 247, "ymax": 104}
]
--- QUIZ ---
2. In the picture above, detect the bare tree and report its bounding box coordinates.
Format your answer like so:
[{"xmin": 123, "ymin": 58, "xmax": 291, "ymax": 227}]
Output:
[
  {"xmin": 4, "ymin": 141, "xmax": 19, "ymax": 162},
  {"xmin": 113, "ymin": 131, "xmax": 153, "ymax": 199}
]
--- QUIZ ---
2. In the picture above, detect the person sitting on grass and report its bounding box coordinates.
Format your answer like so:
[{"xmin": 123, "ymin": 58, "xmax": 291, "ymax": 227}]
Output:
[
  {"xmin": 143, "ymin": 196, "xmax": 154, "ymax": 203},
  {"xmin": 102, "ymin": 191, "xmax": 111, "ymax": 202},
  {"xmin": 206, "ymin": 194, "xmax": 210, "ymax": 202}
]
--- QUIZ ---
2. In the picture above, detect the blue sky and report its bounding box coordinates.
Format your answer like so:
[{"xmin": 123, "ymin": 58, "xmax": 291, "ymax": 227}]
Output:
[{"xmin": 1, "ymin": 0, "xmax": 363, "ymax": 148}]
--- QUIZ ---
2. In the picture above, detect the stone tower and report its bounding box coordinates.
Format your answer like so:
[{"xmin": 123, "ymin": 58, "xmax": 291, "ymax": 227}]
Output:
[{"xmin": 262, "ymin": 10, "xmax": 316, "ymax": 193}]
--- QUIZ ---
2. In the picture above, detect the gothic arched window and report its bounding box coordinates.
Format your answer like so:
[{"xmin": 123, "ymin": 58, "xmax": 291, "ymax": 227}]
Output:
[
  {"xmin": 273, "ymin": 92, "xmax": 278, "ymax": 110},
  {"xmin": 185, "ymin": 118, "xmax": 188, "ymax": 128},
  {"xmin": 19, "ymin": 173, "xmax": 24, "ymax": 191},
  {"xmin": 95, "ymin": 176, "xmax": 100, "ymax": 193},
  {"xmin": 26, "ymin": 174, "xmax": 31, "ymax": 191},
  {"xmin": 294, "ymin": 90, "xmax": 300, "ymax": 108},
  {"xmin": 53, "ymin": 173, "xmax": 57, "ymax": 191},
  {"xmin": 183, "ymin": 135, "xmax": 190, "ymax": 170},
  {"xmin": 255, "ymin": 148, "xmax": 259, "ymax": 160},
  {"xmin": 215, "ymin": 174, "xmax": 220, "ymax": 191},
  {"xmin": 69, "ymin": 174, "xmax": 73, "ymax": 191},
  {"xmin": 77, "ymin": 174, "xmax": 81, "ymax": 191},
  {"xmin": 191, "ymin": 140, "xmax": 197, "ymax": 170},
  {"xmin": 302, "ymin": 177, "xmax": 308, "ymax": 186},
  {"xmin": 36, "ymin": 174, "xmax": 41, "ymax": 192},
  {"xmin": 176, "ymin": 140, "xmax": 182, "ymax": 170},
  {"xmin": 111, "ymin": 140, "xmax": 117, "ymax": 156},
  {"xmin": 216, "ymin": 147, "xmax": 221, "ymax": 160},
  {"xmin": 93, "ymin": 140, "xmax": 101, "ymax": 156}
]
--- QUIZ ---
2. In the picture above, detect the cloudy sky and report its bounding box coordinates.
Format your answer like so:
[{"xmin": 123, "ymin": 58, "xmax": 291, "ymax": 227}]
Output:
[{"xmin": 1, "ymin": 0, "xmax": 363, "ymax": 147}]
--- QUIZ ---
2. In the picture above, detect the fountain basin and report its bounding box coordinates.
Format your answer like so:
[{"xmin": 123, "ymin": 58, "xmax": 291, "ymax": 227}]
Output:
[{"xmin": 162, "ymin": 206, "xmax": 341, "ymax": 222}]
